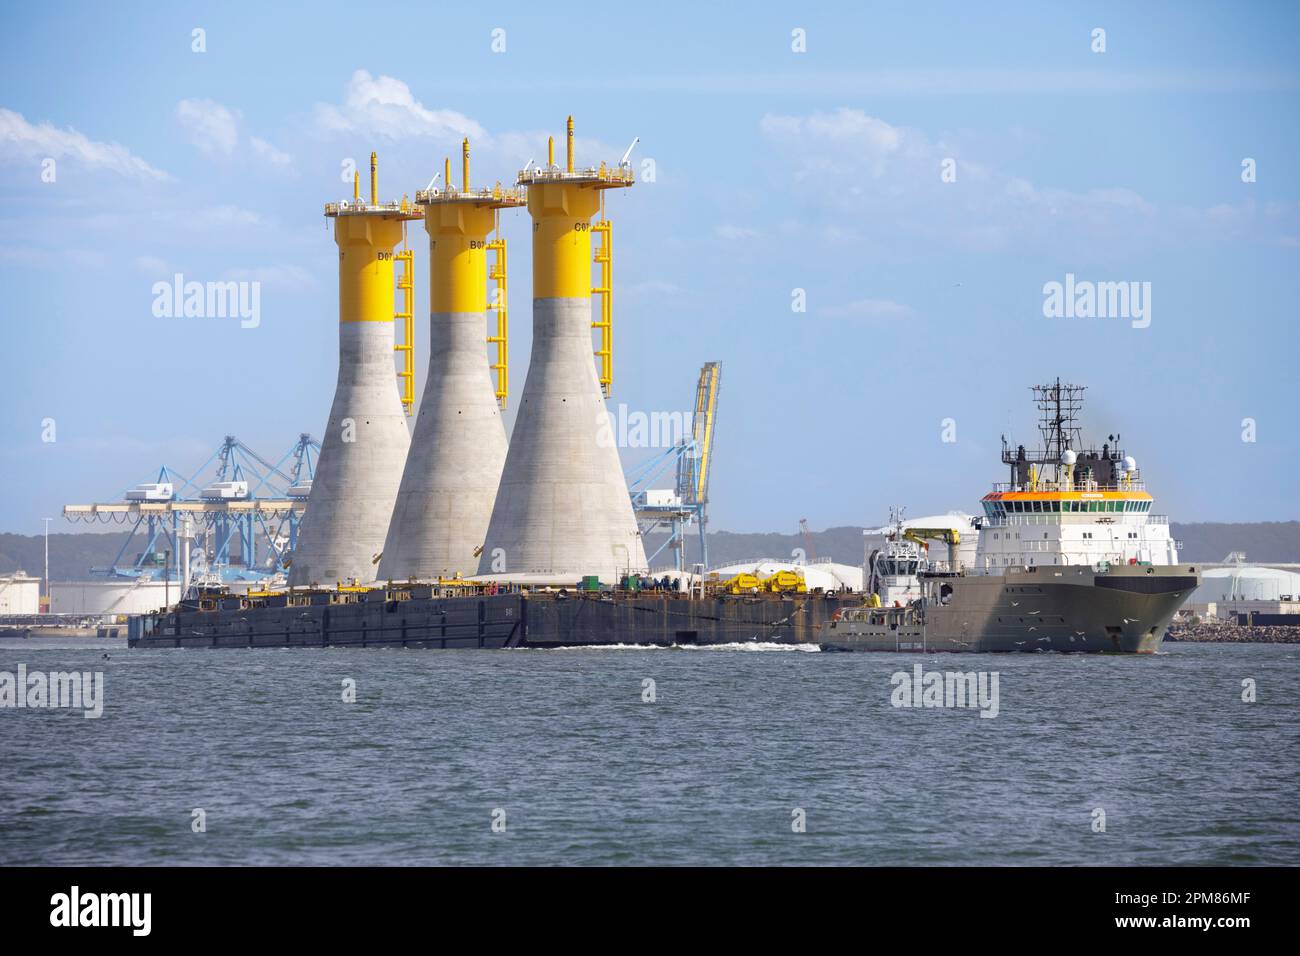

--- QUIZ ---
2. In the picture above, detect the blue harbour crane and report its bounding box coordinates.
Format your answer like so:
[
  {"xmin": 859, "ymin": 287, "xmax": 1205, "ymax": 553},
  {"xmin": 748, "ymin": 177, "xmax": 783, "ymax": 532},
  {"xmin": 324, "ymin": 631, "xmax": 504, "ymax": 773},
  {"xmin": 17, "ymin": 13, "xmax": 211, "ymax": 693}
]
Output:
[
  {"xmin": 628, "ymin": 362, "xmax": 720, "ymax": 573},
  {"xmin": 62, "ymin": 434, "xmax": 321, "ymax": 591}
]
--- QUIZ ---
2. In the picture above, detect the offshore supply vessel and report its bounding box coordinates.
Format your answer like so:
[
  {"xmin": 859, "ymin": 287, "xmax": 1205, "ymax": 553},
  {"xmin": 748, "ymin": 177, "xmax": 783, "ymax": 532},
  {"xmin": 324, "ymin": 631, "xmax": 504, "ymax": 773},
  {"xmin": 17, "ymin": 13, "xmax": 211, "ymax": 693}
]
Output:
[{"xmin": 818, "ymin": 382, "xmax": 1199, "ymax": 653}]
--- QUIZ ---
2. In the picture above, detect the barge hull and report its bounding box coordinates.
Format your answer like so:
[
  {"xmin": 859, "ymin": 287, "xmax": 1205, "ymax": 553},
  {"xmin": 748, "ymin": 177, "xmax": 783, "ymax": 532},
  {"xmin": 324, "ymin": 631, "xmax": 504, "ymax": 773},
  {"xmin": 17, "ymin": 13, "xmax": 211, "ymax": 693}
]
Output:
[{"xmin": 128, "ymin": 592, "xmax": 851, "ymax": 650}]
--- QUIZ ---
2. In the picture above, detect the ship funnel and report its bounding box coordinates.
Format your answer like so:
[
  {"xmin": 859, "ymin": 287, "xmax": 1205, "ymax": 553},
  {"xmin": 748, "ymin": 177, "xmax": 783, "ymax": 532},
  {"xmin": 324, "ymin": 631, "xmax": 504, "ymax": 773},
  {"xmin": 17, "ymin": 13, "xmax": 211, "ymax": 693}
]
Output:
[
  {"xmin": 477, "ymin": 117, "xmax": 647, "ymax": 582},
  {"xmin": 288, "ymin": 154, "xmax": 420, "ymax": 587}
]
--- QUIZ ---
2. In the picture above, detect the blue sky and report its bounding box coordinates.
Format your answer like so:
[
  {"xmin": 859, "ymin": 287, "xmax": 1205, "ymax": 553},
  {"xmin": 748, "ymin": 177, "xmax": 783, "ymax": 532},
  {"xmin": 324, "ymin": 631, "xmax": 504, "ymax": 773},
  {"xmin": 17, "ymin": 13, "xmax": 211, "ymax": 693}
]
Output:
[{"xmin": 1, "ymin": 0, "xmax": 1297, "ymax": 535}]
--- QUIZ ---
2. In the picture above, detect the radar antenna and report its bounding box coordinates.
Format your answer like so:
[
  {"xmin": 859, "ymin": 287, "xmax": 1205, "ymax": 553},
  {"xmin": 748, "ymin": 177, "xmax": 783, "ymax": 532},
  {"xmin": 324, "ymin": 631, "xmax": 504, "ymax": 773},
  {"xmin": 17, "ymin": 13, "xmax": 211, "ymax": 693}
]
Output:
[{"xmin": 1031, "ymin": 378, "xmax": 1085, "ymax": 462}]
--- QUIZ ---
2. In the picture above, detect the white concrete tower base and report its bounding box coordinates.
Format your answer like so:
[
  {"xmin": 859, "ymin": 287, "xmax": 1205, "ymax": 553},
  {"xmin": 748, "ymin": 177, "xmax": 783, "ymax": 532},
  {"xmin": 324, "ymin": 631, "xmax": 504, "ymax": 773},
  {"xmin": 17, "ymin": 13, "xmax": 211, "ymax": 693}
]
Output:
[
  {"xmin": 288, "ymin": 322, "xmax": 410, "ymax": 586},
  {"xmin": 479, "ymin": 296, "xmax": 648, "ymax": 581},
  {"xmin": 379, "ymin": 311, "xmax": 508, "ymax": 580}
]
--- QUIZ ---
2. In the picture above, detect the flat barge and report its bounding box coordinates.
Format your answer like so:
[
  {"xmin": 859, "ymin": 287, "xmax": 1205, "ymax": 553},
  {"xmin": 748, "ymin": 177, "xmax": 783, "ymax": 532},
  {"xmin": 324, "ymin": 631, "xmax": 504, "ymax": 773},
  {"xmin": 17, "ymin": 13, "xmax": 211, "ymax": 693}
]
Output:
[{"xmin": 127, "ymin": 585, "xmax": 853, "ymax": 650}]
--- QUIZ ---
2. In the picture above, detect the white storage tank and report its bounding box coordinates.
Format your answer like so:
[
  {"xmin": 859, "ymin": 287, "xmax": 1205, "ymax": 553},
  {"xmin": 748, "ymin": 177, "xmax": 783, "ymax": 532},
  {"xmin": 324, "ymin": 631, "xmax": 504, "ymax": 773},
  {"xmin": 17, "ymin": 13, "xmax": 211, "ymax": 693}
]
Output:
[
  {"xmin": 0, "ymin": 573, "xmax": 42, "ymax": 614},
  {"xmin": 1191, "ymin": 566, "xmax": 1300, "ymax": 604},
  {"xmin": 49, "ymin": 580, "xmax": 177, "ymax": 618}
]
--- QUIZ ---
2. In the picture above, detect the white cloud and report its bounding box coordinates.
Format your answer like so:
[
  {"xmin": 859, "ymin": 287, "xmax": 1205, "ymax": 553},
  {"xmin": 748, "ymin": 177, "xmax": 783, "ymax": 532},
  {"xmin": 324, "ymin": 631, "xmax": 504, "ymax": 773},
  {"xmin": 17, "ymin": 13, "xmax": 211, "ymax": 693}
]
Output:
[
  {"xmin": 715, "ymin": 224, "xmax": 759, "ymax": 241},
  {"xmin": 176, "ymin": 98, "xmax": 240, "ymax": 156},
  {"xmin": 761, "ymin": 109, "xmax": 902, "ymax": 153},
  {"xmin": 820, "ymin": 298, "xmax": 913, "ymax": 322},
  {"xmin": 0, "ymin": 107, "xmax": 167, "ymax": 180},
  {"xmin": 594, "ymin": 68, "xmax": 1300, "ymax": 97},
  {"xmin": 314, "ymin": 69, "xmax": 485, "ymax": 142},
  {"xmin": 758, "ymin": 108, "xmax": 1173, "ymax": 253},
  {"xmin": 198, "ymin": 205, "xmax": 263, "ymax": 227},
  {"xmin": 175, "ymin": 99, "xmax": 293, "ymax": 173},
  {"xmin": 249, "ymin": 136, "xmax": 292, "ymax": 169},
  {"xmin": 310, "ymin": 71, "xmax": 625, "ymax": 181},
  {"xmin": 0, "ymin": 246, "xmax": 110, "ymax": 269},
  {"xmin": 134, "ymin": 255, "xmax": 170, "ymax": 276}
]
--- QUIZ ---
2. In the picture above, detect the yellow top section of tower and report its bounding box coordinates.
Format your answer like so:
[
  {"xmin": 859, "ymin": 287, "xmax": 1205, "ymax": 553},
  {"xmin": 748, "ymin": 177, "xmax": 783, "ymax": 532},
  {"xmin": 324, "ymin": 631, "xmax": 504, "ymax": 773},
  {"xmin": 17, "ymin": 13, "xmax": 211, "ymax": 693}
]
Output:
[
  {"xmin": 415, "ymin": 139, "xmax": 523, "ymax": 314},
  {"xmin": 325, "ymin": 151, "xmax": 421, "ymax": 219},
  {"xmin": 323, "ymin": 152, "xmax": 416, "ymax": 325},
  {"xmin": 520, "ymin": 116, "xmax": 633, "ymax": 299}
]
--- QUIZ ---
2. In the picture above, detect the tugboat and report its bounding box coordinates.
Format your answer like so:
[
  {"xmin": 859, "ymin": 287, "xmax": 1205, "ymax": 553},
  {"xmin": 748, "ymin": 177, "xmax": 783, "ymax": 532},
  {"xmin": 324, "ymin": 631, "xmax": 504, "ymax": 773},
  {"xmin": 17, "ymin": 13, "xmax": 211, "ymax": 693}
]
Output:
[{"xmin": 820, "ymin": 381, "xmax": 1199, "ymax": 653}]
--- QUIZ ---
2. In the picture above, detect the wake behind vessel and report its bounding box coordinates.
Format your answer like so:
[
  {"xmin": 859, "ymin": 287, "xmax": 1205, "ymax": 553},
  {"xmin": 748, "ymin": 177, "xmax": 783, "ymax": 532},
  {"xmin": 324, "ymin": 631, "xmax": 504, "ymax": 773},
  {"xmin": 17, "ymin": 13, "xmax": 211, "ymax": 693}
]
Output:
[{"xmin": 819, "ymin": 381, "xmax": 1199, "ymax": 653}]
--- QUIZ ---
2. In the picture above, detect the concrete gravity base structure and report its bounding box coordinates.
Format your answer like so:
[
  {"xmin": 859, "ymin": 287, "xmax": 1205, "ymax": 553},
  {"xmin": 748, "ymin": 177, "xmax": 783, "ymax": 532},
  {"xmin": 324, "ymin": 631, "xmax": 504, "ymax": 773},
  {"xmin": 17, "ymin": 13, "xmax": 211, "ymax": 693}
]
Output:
[
  {"xmin": 379, "ymin": 311, "xmax": 508, "ymax": 579},
  {"xmin": 478, "ymin": 121, "xmax": 646, "ymax": 583},
  {"xmin": 378, "ymin": 150, "xmax": 521, "ymax": 582},
  {"xmin": 289, "ymin": 323, "xmax": 411, "ymax": 586},
  {"xmin": 479, "ymin": 297, "xmax": 648, "ymax": 581},
  {"xmin": 290, "ymin": 175, "xmax": 418, "ymax": 588}
]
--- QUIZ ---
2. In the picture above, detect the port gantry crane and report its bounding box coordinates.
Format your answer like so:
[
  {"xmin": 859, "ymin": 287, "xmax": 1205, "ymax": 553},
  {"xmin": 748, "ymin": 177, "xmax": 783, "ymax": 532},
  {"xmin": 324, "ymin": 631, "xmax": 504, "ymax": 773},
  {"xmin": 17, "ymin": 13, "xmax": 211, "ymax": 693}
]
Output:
[
  {"xmin": 62, "ymin": 434, "xmax": 321, "ymax": 592},
  {"xmin": 627, "ymin": 361, "xmax": 721, "ymax": 573}
]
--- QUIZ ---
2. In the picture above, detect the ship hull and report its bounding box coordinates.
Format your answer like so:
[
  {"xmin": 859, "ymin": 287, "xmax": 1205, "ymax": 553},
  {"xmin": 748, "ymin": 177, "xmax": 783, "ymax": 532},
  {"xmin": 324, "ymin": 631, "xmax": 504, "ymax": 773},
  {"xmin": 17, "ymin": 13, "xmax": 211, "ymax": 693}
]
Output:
[{"xmin": 818, "ymin": 564, "xmax": 1199, "ymax": 653}]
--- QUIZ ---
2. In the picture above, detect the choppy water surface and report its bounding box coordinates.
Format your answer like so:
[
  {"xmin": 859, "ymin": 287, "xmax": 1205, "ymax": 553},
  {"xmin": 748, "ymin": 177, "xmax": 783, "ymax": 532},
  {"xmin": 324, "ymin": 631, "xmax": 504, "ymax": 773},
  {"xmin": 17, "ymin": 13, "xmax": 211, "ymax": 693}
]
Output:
[{"xmin": 1, "ymin": 638, "xmax": 1296, "ymax": 865}]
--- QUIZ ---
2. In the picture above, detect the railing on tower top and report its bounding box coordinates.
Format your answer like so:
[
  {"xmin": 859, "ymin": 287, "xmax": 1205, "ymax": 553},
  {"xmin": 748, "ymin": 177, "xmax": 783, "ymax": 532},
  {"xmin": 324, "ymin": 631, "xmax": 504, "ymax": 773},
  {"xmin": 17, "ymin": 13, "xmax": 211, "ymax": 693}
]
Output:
[
  {"xmin": 517, "ymin": 164, "xmax": 634, "ymax": 186},
  {"xmin": 414, "ymin": 184, "xmax": 525, "ymax": 204},
  {"xmin": 323, "ymin": 198, "xmax": 418, "ymax": 216}
]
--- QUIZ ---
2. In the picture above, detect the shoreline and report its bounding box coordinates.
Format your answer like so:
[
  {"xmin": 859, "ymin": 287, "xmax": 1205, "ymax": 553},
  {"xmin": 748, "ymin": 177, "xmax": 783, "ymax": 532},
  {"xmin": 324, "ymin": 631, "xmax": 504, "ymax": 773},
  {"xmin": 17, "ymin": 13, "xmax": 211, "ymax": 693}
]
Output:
[{"xmin": 1166, "ymin": 621, "xmax": 1300, "ymax": 644}]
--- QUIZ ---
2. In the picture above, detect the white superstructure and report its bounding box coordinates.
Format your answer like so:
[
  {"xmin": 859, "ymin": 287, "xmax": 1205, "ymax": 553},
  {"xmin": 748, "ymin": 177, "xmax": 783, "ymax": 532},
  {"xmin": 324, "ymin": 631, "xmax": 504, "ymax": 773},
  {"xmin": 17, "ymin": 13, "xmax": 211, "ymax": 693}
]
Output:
[{"xmin": 973, "ymin": 382, "xmax": 1179, "ymax": 572}]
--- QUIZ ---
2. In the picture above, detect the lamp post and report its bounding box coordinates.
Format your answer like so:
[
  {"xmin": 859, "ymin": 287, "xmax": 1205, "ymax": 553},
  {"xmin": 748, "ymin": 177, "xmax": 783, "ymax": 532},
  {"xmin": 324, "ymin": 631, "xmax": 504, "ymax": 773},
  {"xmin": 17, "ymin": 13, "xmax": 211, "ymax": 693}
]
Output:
[{"xmin": 42, "ymin": 517, "xmax": 52, "ymax": 614}]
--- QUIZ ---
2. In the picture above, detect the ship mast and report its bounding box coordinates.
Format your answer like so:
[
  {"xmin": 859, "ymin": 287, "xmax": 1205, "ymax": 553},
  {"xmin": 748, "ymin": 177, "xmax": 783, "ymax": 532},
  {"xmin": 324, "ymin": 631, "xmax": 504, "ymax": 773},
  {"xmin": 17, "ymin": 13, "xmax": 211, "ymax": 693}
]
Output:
[
  {"xmin": 1002, "ymin": 379, "xmax": 1090, "ymax": 487},
  {"xmin": 1034, "ymin": 379, "xmax": 1085, "ymax": 478}
]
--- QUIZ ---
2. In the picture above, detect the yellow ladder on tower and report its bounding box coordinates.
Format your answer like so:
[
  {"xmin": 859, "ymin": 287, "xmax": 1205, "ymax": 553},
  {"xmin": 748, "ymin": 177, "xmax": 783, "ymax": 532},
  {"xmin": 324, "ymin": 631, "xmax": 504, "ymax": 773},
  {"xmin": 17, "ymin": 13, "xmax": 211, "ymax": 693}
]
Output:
[
  {"xmin": 394, "ymin": 246, "xmax": 415, "ymax": 415},
  {"xmin": 591, "ymin": 215, "xmax": 613, "ymax": 396},
  {"xmin": 487, "ymin": 215, "xmax": 509, "ymax": 409}
]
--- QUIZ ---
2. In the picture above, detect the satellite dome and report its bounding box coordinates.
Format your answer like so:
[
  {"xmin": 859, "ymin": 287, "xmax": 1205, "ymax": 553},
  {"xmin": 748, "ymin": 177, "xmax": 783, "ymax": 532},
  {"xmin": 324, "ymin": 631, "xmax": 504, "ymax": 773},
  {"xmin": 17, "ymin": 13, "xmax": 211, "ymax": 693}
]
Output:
[
  {"xmin": 1061, "ymin": 450, "xmax": 1077, "ymax": 465},
  {"xmin": 1122, "ymin": 456, "xmax": 1136, "ymax": 472}
]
